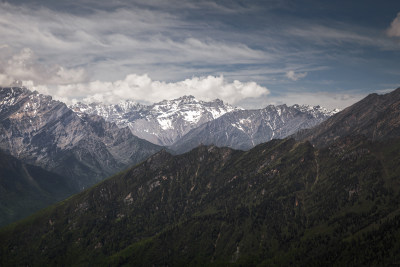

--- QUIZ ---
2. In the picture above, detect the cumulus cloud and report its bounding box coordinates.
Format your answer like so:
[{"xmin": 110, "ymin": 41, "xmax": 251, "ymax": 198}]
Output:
[
  {"xmin": 387, "ymin": 12, "xmax": 400, "ymax": 37},
  {"xmin": 0, "ymin": 74, "xmax": 14, "ymax": 86},
  {"xmin": 286, "ymin": 70, "xmax": 307, "ymax": 81},
  {"xmin": 0, "ymin": 46, "xmax": 269, "ymax": 107},
  {"xmin": 25, "ymin": 74, "xmax": 269, "ymax": 105},
  {"xmin": 0, "ymin": 1, "xmax": 397, "ymax": 111},
  {"xmin": 0, "ymin": 48, "xmax": 87, "ymax": 86}
]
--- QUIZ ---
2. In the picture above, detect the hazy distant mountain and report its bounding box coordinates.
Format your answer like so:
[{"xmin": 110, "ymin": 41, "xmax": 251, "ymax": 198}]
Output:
[
  {"xmin": 295, "ymin": 87, "xmax": 400, "ymax": 147},
  {"xmin": 0, "ymin": 149, "xmax": 75, "ymax": 227},
  {"xmin": 0, "ymin": 87, "xmax": 162, "ymax": 189},
  {"xmin": 170, "ymin": 104, "xmax": 338, "ymax": 153},
  {"xmin": 70, "ymin": 95, "xmax": 240, "ymax": 146}
]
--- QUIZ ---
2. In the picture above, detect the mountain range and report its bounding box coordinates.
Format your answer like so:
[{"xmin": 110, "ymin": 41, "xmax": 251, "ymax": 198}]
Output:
[
  {"xmin": 71, "ymin": 96, "xmax": 338, "ymax": 152},
  {"xmin": 70, "ymin": 95, "xmax": 239, "ymax": 146},
  {"xmin": 0, "ymin": 87, "xmax": 162, "ymax": 190},
  {"xmin": 170, "ymin": 103, "xmax": 337, "ymax": 153},
  {"xmin": 1, "ymin": 87, "xmax": 399, "ymax": 266},
  {"xmin": 0, "ymin": 87, "xmax": 337, "ymax": 228}
]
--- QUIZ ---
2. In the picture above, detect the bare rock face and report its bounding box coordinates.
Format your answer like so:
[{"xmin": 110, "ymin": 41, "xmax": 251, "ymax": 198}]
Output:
[
  {"xmin": 170, "ymin": 104, "xmax": 337, "ymax": 153},
  {"xmin": 70, "ymin": 95, "xmax": 240, "ymax": 146},
  {"xmin": 0, "ymin": 87, "xmax": 162, "ymax": 189},
  {"xmin": 71, "ymin": 96, "xmax": 337, "ymax": 153}
]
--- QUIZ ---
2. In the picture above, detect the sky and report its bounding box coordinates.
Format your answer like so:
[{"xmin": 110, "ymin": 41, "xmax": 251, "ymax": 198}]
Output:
[{"xmin": 0, "ymin": 0, "xmax": 400, "ymax": 109}]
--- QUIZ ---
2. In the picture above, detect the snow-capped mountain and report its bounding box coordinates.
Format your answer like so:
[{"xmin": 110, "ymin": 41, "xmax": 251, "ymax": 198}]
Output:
[
  {"xmin": 170, "ymin": 104, "xmax": 339, "ymax": 153},
  {"xmin": 0, "ymin": 87, "xmax": 162, "ymax": 189},
  {"xmin": 291, "ymin": 104, "xmax": 340, "ymax": 117},
  {"xmin": 71, "ymin": 96, "xmax": 338, "ymax": 152},
  {"xmin": 70, "ymin": 95, "xmax": 240, "ymax": 146}
]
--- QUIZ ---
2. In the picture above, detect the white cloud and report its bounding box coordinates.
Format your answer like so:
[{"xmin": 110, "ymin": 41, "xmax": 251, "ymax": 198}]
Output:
[
  {"xmin": 0, "ymin": 74, "xmax": 14, "ymax": 85},
  {"xmin": 387, "ymin": 12, "xmax": 400, "ymax": 37},
  {"xmin": 286, "ymin": 70, "xmax": 307, "ymax": 81},
  {"xmin": 0, "ymin": 2, "xmax": 272, "ymax": 83},
  {"xmin": 237, "ymin": 90, "xmax": 366, "ymax": 110},
  {"xmin": 26, "ymin": 74, "xmax": 269, "ymax": 105},
  {"xmin": 0, "ymin": 48, "xmax": 87, "ymax": 86},
  {"xmin": 0, "ymin": 1, "xmax": 396, "ymax": 111},
  {"xmin": 287, "ymin": 23, "xmax": 400, "ymax": 51}
]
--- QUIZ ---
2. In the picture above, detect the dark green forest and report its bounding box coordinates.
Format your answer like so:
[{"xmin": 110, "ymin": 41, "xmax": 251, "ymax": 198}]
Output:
[{"xmin": 1, "ymin": 136, "xmax": 400, "ymax": 266}]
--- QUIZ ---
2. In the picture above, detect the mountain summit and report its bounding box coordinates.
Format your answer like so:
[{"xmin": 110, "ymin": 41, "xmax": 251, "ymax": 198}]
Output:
[
  {"xmin": 0, "ymin": 87, "xmax": 162, "ymax": 189},
  {"xmin": 170, "ymin": 103, "xmax": 337, "ymax": 153},
  {"xmin": 70, "ymin": 96, "xmax": 240, "ymax": 146},
  {"xmin": 71, "ymin": 97, "xmax": 337, "ymax": 152}
]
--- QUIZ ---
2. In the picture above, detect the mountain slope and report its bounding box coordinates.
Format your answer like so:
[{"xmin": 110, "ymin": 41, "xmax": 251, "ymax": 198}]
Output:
[
  {"xmin": 170, "ymin": 104, "xmax": 336, "ymax": 153},
  {"xmin": 0, "ymin": 87, "xmax": 162, "ymax": 189},
  {"xmin": 1, "ymin": 134, "xmax": 399, "ymax": 266},
  {"xmin": 70, "ymin": 95, "xmax": 239, "ymax": 146},
  {"xmin": 294, "ymin": 87, "xmax": 400, "ymax": 147},
  {"xmin": 0, "ymin": 150, "xmax": 75, "ymax": 227}
]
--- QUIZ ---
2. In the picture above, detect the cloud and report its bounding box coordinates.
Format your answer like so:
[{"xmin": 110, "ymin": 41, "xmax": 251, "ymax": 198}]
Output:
[
  {"xmin": 238, "ymin": 90, "xmax": 366, "ymax": 110},
  {"xmin": 0, "ymin": 1, "xmax": 398, "ymax": 111},
  {"xmin": 0, "ymin": 74, "xmax": 14, "ymax": 86},
  {"xmin": 26, "ymin": 74, "xmax": 269, "ymax": 105},
  {"xmin": 287, "ymin": 23, "xmax": 400, "ymax": 51},
  {"xmin": 387, "ymin": 12, "xmax": 400, "ymax": 37},
  {"xmin": 0, "ymin": 48, "xmax": 87, "ymax": 86},
  {"xmin": 286, "ymin": 70, "xmax": 307, "ymax": 81},
  {"xmin": 0, "ymin": 2, "xmax": 272, "ymax": 83}
]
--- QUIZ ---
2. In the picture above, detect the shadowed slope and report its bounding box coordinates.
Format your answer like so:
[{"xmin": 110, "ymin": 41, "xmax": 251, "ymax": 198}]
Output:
[
  {"xmin": 295, "ymin": 87, "xmax": 400, "ymax": 147},
  {"xmin": 0, "ymin": 150, "xmax": 75, "ymax": 226},
  {"xmin": 1, "ymin": 135, "xmax": 400, "ymax": 266}
]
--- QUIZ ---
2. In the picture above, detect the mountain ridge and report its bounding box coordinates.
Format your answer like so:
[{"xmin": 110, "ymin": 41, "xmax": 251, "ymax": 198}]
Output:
[
  {"xmin": 70, "ymin": 95, "xmax": 240, "ymax": 146},
  {"xmin": 294, "ymin": 87, "xmax": 400, "ymax": 147},
  {"xmin": 0, "ymin": 86, "xmax": 163, "ymax": 189},
  {"xmin": 1, "ymin": 134, "xmax": 400, "ymax": 265},
  {"xmin": 170, "ymin": 103, "xmax": 337, "ymax": 153},
  {"xmin": 1, "ymin": 87, "xmax": 399, "ymax": 265},
  {"xmin": 71, "ymin": 96, "xmax": 338, "ymax": 152}
]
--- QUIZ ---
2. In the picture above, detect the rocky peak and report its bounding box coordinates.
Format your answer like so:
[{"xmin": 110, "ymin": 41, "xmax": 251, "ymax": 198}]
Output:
[
  {"xmin": 70, "ymin": 95, "xmax": 240, "ymax": 146},
  {"xmin": 291, "ymin": 104, "xmax": 340, "ymax": 117},
  {"xmin": 0, "ymin": 87, "xmax": 30, "ymax": 107},
  {"xmin": 176, "ymin": 95, "xmax": 196, "ymax": 102},
  {"xmin": 0, "ymin": 86, "xmax": 162, "ymax": 189},
  {"xmin": 170, "ymin": 102, "xmax": 337, "ymax": 153}
]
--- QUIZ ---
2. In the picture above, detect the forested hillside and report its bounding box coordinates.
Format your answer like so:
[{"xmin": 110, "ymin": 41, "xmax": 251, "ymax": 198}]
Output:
[{"xmin": 1, "ymin": 136, "xmax": 399, "ymax": 266}]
